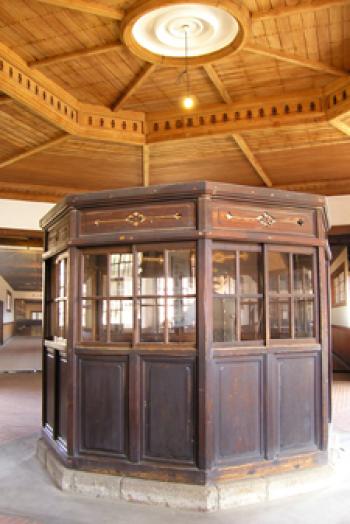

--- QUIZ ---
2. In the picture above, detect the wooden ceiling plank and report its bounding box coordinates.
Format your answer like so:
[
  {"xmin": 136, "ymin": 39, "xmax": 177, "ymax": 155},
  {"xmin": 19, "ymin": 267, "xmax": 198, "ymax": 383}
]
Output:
[
  {"xmin": 111, "ymin": 64, "xmax": 156, "ymax": 111},
  {"xmin": 29, "ymin": 42, "xmax": 123, "ymax": 69},
  {"xmin": 244, "ymin": 44, "xmax": 349, "ymax": 77},
  {"xmin": 0, "ymin": 134, "xmax": 69, "ymax": 169},
  {"xmin": 203, "ymin": 64, "xmax": 232, "ymax": 104},
  {"xmin": 142, "ymin": 144, "xmax": 150, "ymax": 186},
  {"xmin": 0, "ymin": 94, "xmax": 14, "ymax": 106},
  {"xmin": 35, "ymin": 0, "xmax": 124, "ymax": 20},
  {"xmin": 276, "ymin": 177, "xmax": 350, "ymax": 191},
  {"xmin": 232, "ymin": 133, "xmax": 273, "ymax": 187},
  {"xmin": 253, "ymin": 0, "xmax": 350, "ymax": 20}
]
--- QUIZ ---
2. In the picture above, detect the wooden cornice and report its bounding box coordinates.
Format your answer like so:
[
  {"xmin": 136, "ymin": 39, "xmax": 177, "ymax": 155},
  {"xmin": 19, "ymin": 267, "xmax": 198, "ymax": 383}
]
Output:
[
  {"xmin": 253, "ymin": 0, "xmax": 350, "ymax": 20},
  {"xmin": 245, "ymin": 44, "xmax": 349, "ymax": 77},
  {"xmin": 0, "ymin": 134, "xmax": 69, "ymax": 169},
  {"xmin": 203, "ymin": 64, "xmax": 232, "ymax": 104},
  {"xmin": 29, "ymin": 43, "xmax": 123, "ymax": 69},
  {"xmin": 35, "ymin": 0, "xmax": 124, "ymax": 20},
  {"xmin": 232, "ymin": 134, "xmax": 273, "ymax": 187},
  {"xmin": 0, "ymin": 181, "xmax": 84, "ymax": 202},
  {"xmin": 111, "ymin": 64, "xmax": 156, "ymax": 111}
]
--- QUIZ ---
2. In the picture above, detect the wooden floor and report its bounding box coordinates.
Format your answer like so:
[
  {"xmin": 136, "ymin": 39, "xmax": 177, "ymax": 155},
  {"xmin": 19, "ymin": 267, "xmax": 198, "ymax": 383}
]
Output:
[
  {"xmin": 0, "ymin": 337, "xmax": 42, "ymax": 372},
  {"xmin": 333, "ymin": 373, "xmax": 350, "ymax": 433}
]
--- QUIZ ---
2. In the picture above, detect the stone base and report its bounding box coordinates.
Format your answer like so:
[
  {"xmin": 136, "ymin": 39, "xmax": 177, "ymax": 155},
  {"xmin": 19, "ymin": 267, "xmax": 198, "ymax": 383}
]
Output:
[{"xmin": 37, "ymin": 439, "xmax": 335, "ymax": 512}]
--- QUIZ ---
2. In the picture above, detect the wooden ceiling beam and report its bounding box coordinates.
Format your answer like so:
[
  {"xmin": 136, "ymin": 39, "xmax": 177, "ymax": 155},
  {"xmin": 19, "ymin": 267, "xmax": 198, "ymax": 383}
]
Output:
[
  {"xmin": 35, "ymin": 0, "xmax": 124, "ymax": 20},
  {"xmin": 253, "ymin": 0, "xmax": 350, "ymax": 20},
  {"xmin": 111, "ymin": 64, "xmax": 156, "ymax": 112},
  {"xmin": 232, "ymin": 134, "xmax": 273, "ymax": 187},
  {"xmin": 142, "ymin": 145, "xmax": 150, "ymax": 187},
  {"xmin": 244, "ymin": 44, "xmax": 349, "ymax": 77},
  {"xmin": 330, "ymin": 119, "xmax": 350, "ymax": 136},
  {"xmin": 203, "ymin": 64, "xmax": 232, "ymax": 104},
  {"xmin": 0, "ymin": 134, "xmax": 69, "ymax": 169},
  {"xmin": 29, "ymin": 42, "xmax": 123, "ymax": 69}
]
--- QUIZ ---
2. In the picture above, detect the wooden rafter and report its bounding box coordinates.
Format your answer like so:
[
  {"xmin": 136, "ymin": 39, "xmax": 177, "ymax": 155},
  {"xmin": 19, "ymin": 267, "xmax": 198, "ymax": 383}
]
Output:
[
  {"xmin": 203, "ymin": 64, "xmax": 232, "ymax": 104},
  {"xmin": 245, "ymin": 44, "xmax": 349, "ymax": 77},
  {"xmin": 0, "ymin": 134, "xmax": 69, "ymax": 169},
  {"xmin": 142, "ymin": 145, "xmax": 150, "ymax": 187},
  {"xmin": 29, "ymin": 43, "xmax": 123, "ymax": 69},
  {"xmin": 232, "ymin": 134, "xmax": 273, "ymax": 187},
  {"xmin": 253, "ymin": 0, "xmax": 350, "ymax": 20},
  {"xmin": 111, "ymin": 64, "xmax": 156, "ymax": 112},
  {"xmin": 35, "ymin": 0, "xmax": 124, "ymax": 20},
  {"xmin": 330, "ymin": 119, "xmax": 350, "ymax": 136}
]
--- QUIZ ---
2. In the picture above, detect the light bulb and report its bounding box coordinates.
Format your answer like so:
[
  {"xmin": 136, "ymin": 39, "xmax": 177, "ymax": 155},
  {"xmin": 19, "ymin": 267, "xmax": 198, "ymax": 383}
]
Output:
[{"xmin": 182, "ymin": 95, "xmax": 195, "ymax": 110}]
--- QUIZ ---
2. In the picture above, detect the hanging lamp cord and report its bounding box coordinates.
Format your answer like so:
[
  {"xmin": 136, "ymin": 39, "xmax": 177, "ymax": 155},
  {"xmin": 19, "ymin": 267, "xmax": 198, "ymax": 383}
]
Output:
[{"xmin": 184, "ymin": 26, "xmax": 190, "ymax": 97}]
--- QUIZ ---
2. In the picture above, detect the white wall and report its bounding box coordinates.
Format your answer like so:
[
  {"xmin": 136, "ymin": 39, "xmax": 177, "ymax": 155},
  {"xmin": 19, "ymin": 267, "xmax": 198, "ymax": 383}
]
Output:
[
  {"xmin": 326, "ymin": 195, "xmax": 350, "ymax": 227},
  {"xmin": 0, "ymin": 199, "xmax": 54, "ymax": 230},
  {"xmin": 0, "ymin": 275, "xmax": 14, "ymax": 324}
]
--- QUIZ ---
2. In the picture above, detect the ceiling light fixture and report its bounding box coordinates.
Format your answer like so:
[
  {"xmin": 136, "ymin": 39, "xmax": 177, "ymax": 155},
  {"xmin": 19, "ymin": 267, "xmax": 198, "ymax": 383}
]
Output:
[{"xmin": 180, "ymin": 25, "xmax": 196, "ymax": 110}]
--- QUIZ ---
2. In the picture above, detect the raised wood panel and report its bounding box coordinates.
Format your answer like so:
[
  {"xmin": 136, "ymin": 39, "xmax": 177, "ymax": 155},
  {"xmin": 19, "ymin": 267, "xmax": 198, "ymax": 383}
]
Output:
[
  {"xmin": 214, "ymin": 357, "xmax": 264, "ymax": 464},
  {"xmin": 79, "ymin": 201, "xmax": 196, "ymax": 237},
  {"xmin": 44, "ymin": 349, "xmax": 55, "ymax": 433},
  {"xmin": 211, "ymin": 201, "xmax": 316, "ymax": 238},
  {"xmin": 57, "ymin": 355, "xmax": 68, "ymax": 445},
  {"xmin": 276, "ymin": 353, "xmax": 320, "ymax": 455},
  {"xmin": 79, "ymin": 356, "xmax": 128, "ymax": 456},
  {"xmin": 47, "ymin": 216, "xmax": 69, "ymax": 252},
  {"xmin": 142, "ymin": 357, "xmax": 196, "ymax": 464}
]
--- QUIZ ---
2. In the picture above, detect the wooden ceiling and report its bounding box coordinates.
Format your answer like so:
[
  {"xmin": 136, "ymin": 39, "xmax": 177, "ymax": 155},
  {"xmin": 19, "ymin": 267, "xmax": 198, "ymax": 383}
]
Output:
[
  {"xmin": 0, "ymin": 0, "xmax": 350, "ymax": 202},
  {"xmin": 0, "ymin": 248, "xmax": 42, "ymax": 291}
]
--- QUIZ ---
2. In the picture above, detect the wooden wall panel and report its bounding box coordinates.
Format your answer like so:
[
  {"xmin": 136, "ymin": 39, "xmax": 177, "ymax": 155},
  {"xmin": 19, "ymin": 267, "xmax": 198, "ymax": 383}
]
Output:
[
  {"xmin": 142, "ymin": 357, "xmax": 196, "ymax": 464},
  {"xmin": 57, "ymin": 354, "xmax": 68, "ymax": 445},
  {"xmin": 276, "ymin": 353, "xmax": 320, "ymax": 455},
  {"xmin": 214, "ymin": 357, "xmax": 264, "ymax": 464},
  {"xmin": 44, "ymin": 349, "xmax": 55, "ymax": 433},
  {"xmin": 79, "ymin": 356, "xmax": 128, "ymax": 456}
]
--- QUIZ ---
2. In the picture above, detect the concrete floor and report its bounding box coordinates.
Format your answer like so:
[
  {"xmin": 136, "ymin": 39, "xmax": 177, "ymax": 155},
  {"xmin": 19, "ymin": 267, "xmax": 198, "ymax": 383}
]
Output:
[
  {"xmin": 0, "ymin": 337, "xmax": 42, "ymax": 372},
  {"xmin": 0, "ymin": 372, "xmax": 350, "ymax": 523}
]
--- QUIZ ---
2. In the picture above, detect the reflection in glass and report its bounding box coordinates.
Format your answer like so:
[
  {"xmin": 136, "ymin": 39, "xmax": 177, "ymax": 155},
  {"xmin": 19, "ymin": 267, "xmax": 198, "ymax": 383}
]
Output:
[
  {"xmin": 58, "ymin": 259, "xmax": 66, "ymax": 298},
  {"xmin": 213, "ymin": 251, "xmax": 236, "ymax": 294},
  {"xmin": 240, "ymin": 299, "xmax": 263, "ymax": 341},
  {"xmin": 109, "ymin": 253, "xmax": 133, "ymax": 296},
  {"xmin": 293, "ymin": 254, "xmax": 313, "ymax": 295},
  {"xmin": 168, "ymin": 298, "xmax": 196, "ymax": 342},
  {"xmin": 269, "ymin": 252, "xmax": 289, "ymax": 294},
  {"xmin": 81, "ymin": 299, "xmax": 107, "ymax": 342},
  {"xmin": 168, "ymin": 250, "xmax": 196, "ymax": 295},
  {"xmin": 139, "ymin": 298, "xmax": 165, "ymax": 342},
  {"xmin": 240, "ymin": 252, "xmax": 262, "ymax": 295},
  {"xmin": 295, "ymin": 298, "xmax": 314, "ymax": 338},
  {"xmin": 270, "ymin": 299, "xmax": 291, "ymax": 339},
  {"xmin": 213, "ymin": 297, "xmax": 236, "ymax": 342},
  {"xmin": 110, "ymin": 299, "xmax": 133, "ymax": 341},
  {"xmin": 57, "ymin": 301, "xmax": 66, "ymax": 339},
  {"xmin": 82, "ymin": 255, "xmax": 107, "ymax": 297},
  {"xmin": 138, "ymin": 252, "xmax": 165, "ymax": 295}
]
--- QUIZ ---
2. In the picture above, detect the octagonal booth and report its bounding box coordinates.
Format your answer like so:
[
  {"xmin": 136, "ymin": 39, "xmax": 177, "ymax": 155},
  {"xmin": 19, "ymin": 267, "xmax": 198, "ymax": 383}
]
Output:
[{"xmin": 39, "ymin": 181, "xmax": 330, "ymax": 504}]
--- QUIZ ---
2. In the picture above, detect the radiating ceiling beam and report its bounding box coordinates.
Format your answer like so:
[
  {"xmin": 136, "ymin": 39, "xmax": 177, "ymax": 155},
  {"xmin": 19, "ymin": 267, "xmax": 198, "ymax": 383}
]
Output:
[
  {"xmin": 253, "ymin": 0, "xmax": 350, "ymax": 20},
  {"xmin": 330, "ymin": 118, "xmax": 350, "ymax": 136},
  {"xmin": 29, "ymin": 42, "xmax": 123, "ymax": 69},
  {"xmin": 111, "ymin": 64, "xmax": 156, "ymax": 111},
  {"xmin": 203, "ymin": 64, "xmax": 232, "ymax": 104},
  {"xmin": 142, "ymin": 144, "xmax": 150, "ymax": 187},
  {"xmin": 232, "ymin": 133, "xmax": 273, "ymax": 187},
  {"xmin": 35, "ymin": 0, "xmax": 124, "ymax": 20},
  {"xmin": 245, "ymin": 44, "xmax": 349, "ymax": 77},
  {"xmin": 0, "ymin": 134, "xmax": 69, "ymax": 169}
]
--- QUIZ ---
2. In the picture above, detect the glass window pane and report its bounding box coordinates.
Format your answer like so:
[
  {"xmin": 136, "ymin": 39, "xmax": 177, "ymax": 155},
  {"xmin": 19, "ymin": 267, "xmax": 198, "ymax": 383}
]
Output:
[
  {"xmin": 137, "ymin": 251, "xmax": 165, "ymax": 295},
  {"xmin": 240, "ymin": 299, "xmax": 263, "ymax": 341},
  {"xmin": 213, "ymin": 297, "xmax": 236, "ymax": 343},
  {"xmin": 168, "ymin": 250, "xmax": 196, "ymax": 295},
  {"xmin": 110, "ymin": 299, "xmax": 133, "ymax": 342},
  {"xmin": 58, "ymin": 259, "xmax": 67, "ymax": 298},
  {"xmin": 81, "ymin": 299, "xmax": 107, "ymax": 342},
  {"xmin": 269, "ymin": 252, "xmax": 289, "ymax": 294},
  {"xmin": 240, "ymin": 251, "xmax": 262, "ymax": 295},
  {"xmin": 82, "ymin": 255, "xmax": 107, "ymax": 297},
  {"xmin": 213, "ymin": 251, "xmax": 236, "ymax": 295},
  {"xmin": 293, "ymin": 254, "xmax": 314, "ymax": 295},
  {"xmin": 168, "ymin": 298, "xmax": 196, "ymax": 342},
  {"xmin": 295, "ymin": 298, "xmax": 314, "ymax": 338},
  {"xmin": 270, "ymin": 299, "xmax": 291, "ymax": 339},
  {"xmin": 109, "ymin": 253, "xmax": 133, "ymax": 296},
  {"xmin": 139, "ymin": 298, "xmax": 165, "ymax": 342}
]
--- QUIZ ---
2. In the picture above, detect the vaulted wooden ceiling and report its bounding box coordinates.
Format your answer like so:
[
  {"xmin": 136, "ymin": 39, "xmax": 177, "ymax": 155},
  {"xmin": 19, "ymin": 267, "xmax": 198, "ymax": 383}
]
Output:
[{"xmin": 0, "ymin": 0, "xmax": 350, "ymax": 202}]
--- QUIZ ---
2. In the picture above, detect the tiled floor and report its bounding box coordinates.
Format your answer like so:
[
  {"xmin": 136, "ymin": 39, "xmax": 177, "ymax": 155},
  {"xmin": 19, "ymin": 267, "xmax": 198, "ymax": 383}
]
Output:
[{"xmin": 0, "ymin": 337, "xmax": 42, "ymax": 372}]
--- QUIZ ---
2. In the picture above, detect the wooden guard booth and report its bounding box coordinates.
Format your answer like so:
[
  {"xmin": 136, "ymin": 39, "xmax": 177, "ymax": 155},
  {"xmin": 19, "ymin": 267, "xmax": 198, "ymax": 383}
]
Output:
[{"xmin": 40, "ymin": 181, "xmax": 330, "ymax": 485}]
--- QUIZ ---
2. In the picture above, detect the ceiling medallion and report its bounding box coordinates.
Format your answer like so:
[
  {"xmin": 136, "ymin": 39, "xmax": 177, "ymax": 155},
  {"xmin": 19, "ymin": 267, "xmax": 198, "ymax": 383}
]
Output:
[{"xmin": 121, "ymin": 0, "xmax": 250, "ymax": 66}]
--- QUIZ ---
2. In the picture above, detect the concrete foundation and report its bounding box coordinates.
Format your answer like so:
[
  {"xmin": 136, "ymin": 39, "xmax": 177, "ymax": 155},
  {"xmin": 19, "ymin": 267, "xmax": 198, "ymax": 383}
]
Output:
[{"xmin": 37, "ymin": 439, "xmax": 336, "ymax": 512}]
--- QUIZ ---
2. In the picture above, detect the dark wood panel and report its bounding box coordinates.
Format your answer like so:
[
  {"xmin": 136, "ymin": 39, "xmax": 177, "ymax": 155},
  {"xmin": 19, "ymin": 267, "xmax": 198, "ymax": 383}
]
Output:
[
  {"xmin": 57, "ymin": 355, "xmax": 68, "ymax": 445},
  {"xmin": 79, "ymin": 201, "xmax": 196, "ymax": 237},
  {"xmin": 214, "ymin": 357, "xmax": 264, "ymax": 463},
  {"xmin": 44, "ymin": 349, "xmax": 55, "ymax": 434},
  {"xmin": 142, "ymin": 357, "xmax": 196, "ymax": 464},
  {"xmin": 79, "ymin": 356, "xmax": 128, "ymax": 456},
  {"xmin": 332, "ymin": 325, "xmax": 350, "ymax": 371},
  {"xmin": 211, "ymin": 201, "xmax": 316, "ymax": 238},
  {"xmin": 47, "ymin": 216, "xmax": 69, "ymax": 252},
  {"xmin": 276, "ymin": 353, "xmax": 320, "ymax": 455}
]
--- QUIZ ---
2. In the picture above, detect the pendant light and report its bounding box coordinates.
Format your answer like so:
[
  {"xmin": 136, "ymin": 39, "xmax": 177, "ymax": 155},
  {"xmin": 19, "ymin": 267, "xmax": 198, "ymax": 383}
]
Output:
[{"xmin": 180, "ymin": 25, "xmax": 196, "ymax": 110}]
